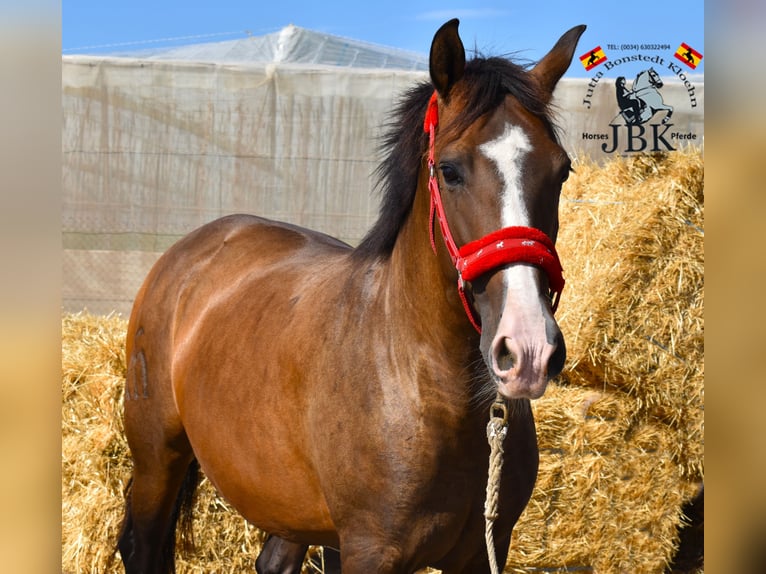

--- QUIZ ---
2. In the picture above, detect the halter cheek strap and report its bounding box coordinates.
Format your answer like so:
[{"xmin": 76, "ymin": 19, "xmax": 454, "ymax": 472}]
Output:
[{"xmin": 423, "ymin": 91, "xmax": 565, "ymax": 333}]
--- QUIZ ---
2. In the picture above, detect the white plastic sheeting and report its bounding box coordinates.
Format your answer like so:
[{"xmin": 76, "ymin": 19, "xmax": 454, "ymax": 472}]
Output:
[
  {"xmin": 127, "ymin": 24, "xmax": 429, "ymax": 71},
  {"xmin": 63, "ymin": 57, "xmax": 424, "ymax": 313}
]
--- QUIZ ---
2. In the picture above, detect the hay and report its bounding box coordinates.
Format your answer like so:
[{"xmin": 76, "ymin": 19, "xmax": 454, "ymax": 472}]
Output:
[
  {"xmin": 62, "ymin": 312, "xmax": 130, "ymax": 572},
  {"xmin": 505, "ymin": 149, "xmax": 704, "ymax": 573},
  {"xmin": 61, "ymin": 150, "xmax": 703, "ymax": 573},
  {"xmin": 553, "ymin": 149, "xmax": 704, "ymax": 481},
  {"xmin": 508, "ymin": 385, "xmax": 700, "ymax": 573}
]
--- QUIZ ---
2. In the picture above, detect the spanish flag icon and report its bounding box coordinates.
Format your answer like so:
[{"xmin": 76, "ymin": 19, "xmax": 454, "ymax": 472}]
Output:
[
  {"xmin": 674, "ymin": 42, "xmax": 703, "ymax": 69},
  {"xmin": 579, "ymin": 46, "xmax": 607, "ymax": 71}
]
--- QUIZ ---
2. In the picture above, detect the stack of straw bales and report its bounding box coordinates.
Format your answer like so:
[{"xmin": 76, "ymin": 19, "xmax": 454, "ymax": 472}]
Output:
[
  {"xmin": 507, "ymin": 149, "xmax": 703, "ymax": 573},
  {"xmin": 61, "ymin": 149, "xmax": 703, "ymax": 573},
  {"xmin": 62, "ymin": 313, "xmax": 130, "ymax": 571}
]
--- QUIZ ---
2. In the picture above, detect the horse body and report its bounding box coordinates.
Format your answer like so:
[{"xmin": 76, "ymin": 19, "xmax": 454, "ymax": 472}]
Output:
[
  {"xmin": 163, "ymin": 216, "xmax": 350, "ymax": 539},
  {"xmin": 127, "ymin": 213, "xmax": 536, "ymax": 569},
  {"xmin": 118, "ymin": 19, "xmax": 585, "ymax": 573}
]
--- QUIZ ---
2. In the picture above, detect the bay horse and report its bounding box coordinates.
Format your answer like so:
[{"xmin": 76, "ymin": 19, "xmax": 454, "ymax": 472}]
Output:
[{"xmin": 117, "ymin": 19, "xmax": 585, "ymax": 573}]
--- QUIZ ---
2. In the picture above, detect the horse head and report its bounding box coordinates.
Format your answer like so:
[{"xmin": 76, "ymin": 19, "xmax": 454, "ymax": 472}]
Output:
[{"xmin": 426, "ymin": 20, "xmax": 584, "ymax": 400}]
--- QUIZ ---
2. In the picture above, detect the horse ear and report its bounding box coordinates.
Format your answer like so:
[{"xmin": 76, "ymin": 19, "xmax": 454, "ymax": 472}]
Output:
[
  {"xmin": 429, "ymin": 19, "xmax": 466, "ymax": 98},
  {"xmin": 530, "ymin": 25, "xmax": 587, "ymax": 100}
]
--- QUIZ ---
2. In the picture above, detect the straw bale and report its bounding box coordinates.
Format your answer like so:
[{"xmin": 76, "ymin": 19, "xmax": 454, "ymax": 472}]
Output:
[
  {"xmin": 554, "ymin": 149, "xmax": 704, "ymax": 481},
  {"xmin": 62, "ymin": 151, "xmax": 703, "ymax": 573},
  {"xmin": 503, "ymin": 150, "xmax": 703, "ymax": 572},
  {"xmin": 507, "ymin": 383, "xmax": 700, "ymax": 572},
  {"xmin": 62, "ymin": 312, "xmax": 130, "ymax": 572}
]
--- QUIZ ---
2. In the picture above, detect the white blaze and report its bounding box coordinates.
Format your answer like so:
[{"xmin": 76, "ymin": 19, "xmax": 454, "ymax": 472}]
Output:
[
  {"xmin": 480, "ymin": 124, "xmax": 540, "ymax": 300},
  {"xmin": 480, "ymin": 124, "xmax": 532, "ymax": 227}
]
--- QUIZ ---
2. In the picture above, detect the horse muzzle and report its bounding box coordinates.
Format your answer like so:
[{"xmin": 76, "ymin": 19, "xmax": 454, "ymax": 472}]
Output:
[{"xmin": 483, "ymin": 265, "xmax": 566, "ymax": 400}]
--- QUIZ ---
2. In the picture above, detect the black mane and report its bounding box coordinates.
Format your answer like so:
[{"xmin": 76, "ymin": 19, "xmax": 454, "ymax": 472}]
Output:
[{"xmin": 353, "ymin": 56, "xmax": 557, "ymax": 259}]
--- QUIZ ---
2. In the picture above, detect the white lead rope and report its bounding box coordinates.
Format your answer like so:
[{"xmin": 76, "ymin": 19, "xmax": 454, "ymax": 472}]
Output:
[{"xmin": 484, "ymin": 394, "xmax": 509, "ymax": 574}]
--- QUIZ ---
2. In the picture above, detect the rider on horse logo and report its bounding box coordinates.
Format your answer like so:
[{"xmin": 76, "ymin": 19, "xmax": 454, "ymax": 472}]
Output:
[{"xmin": 614, "ymin": 68, "xmax": 674, "ymax": 125}]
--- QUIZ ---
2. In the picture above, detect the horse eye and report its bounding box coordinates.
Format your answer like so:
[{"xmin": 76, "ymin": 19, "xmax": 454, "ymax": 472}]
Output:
[
  {"xmin": 440, "ymin": 163, "xmax": 463, "ymax": 187},
  {"xmin": 560, "ymin": 164, "xmax": 573, "ymax": 185}
]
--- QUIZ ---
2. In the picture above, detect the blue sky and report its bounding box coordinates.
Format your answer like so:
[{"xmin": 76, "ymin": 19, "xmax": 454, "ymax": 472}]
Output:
[{"xmin": 62, "ymin": 1, "xmax": 704, "ymax": 77}]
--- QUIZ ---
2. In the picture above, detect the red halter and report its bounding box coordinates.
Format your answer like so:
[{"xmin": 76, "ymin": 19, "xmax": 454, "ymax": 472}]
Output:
[{"xmin": 423, "ymin": 91, "xmax": 565, "ymax": 333}]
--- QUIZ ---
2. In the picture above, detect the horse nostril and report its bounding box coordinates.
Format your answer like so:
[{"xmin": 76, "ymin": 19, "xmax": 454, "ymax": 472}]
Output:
[
  {"xmin": 547, "ymin": 334, "xmax": 567, "ymax": 379},
  {"xmin": 494, "ymin": 338, "xmax": 516, "ymax": 373}
]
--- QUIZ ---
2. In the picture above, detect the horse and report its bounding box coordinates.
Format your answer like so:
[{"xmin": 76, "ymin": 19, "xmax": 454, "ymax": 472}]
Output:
[
  {"xmin": 116, "ymin": 19, "xmax": 585, "ymax": 573},
  {"xmin": 615, "ymin": 67, "xmax": 674, "ymax": 125}
]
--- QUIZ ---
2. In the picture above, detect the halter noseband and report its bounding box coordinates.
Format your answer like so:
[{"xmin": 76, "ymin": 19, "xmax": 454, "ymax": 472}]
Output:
[{"xmin": 423, "ymin": 91, "xmax": 565, "ymax": 333}]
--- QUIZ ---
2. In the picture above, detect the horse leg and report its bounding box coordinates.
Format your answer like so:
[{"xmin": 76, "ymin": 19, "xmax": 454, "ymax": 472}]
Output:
[
  {"xmin": 255, "ymin": 537, "xmax": 342, "ymax": 574},
  {"xmin": 337, "ymin": 539, "xmax": 410, "ymax": 574},
  {"xmin": 440, "ymin": 530, "xmax": 513, "ymax": 574},
  {"xmin": 338, "ymin": 552, "xmax": 403, "ymax": 573},
  {"xmin": 118, "ymin": 449, "xmax": 197, "ymax": 574},
  {"xmin": 255, "ymin": 536, "xmax": 307, "ymax": 574},
  {"xmin": 313, "ymin": 547, "xmax": 341, "ymax": 573},
  {"xmin": 117, "ymin": 342, "xmax": 198, "ymax": 573}
]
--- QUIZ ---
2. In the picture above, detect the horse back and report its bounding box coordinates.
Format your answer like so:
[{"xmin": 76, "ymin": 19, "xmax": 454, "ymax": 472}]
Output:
[
  {"xmin": 129, "ymin": 213, "xmax": 349, "ymax": 345},
  {"xmin": 129, "ymin": 211, "xmax": 354, "ymax": 384}
]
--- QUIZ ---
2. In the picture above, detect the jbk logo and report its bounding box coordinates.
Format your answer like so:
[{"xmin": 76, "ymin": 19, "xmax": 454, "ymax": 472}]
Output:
[
  {"xmin": 600, "ymin": 67, "xmax": 680, "ymax": 154},
  {"xmin": 578, "ymin": 41, "xmax": 702, "ymax": 156}
]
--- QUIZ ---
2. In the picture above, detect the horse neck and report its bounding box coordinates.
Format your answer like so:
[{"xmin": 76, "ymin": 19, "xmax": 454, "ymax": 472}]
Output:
[
  {"xmin": 359, "ymin": 171, "xmax": 483, "ymax": 417},
  {"xmin": 385, "ymin": 169, "xmax": 477, "ymax": 348}
]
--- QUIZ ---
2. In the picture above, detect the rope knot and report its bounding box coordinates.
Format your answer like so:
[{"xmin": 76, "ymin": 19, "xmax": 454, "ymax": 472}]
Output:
[{"xmin": 486, "ymin": 418, "xmax": 508, "ymax": 442}]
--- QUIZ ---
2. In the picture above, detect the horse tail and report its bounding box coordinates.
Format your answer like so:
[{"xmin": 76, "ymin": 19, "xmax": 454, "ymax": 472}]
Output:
[
  {"xmin": 110, "ymin": 477, "xmax": 135, "ymax": 571},
  {"xmin": 166, "ymin": 459, "xmax": 201, "ymax": 566}
]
